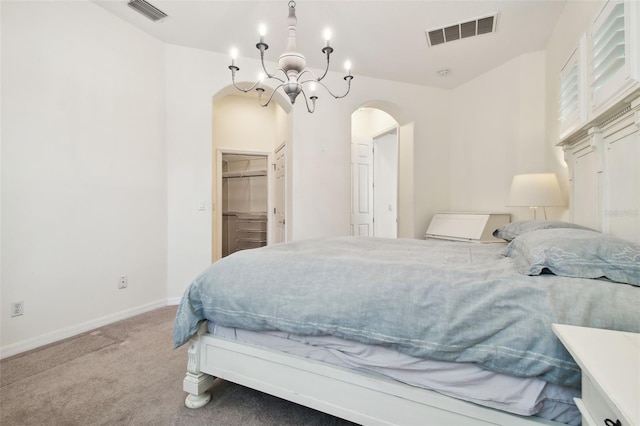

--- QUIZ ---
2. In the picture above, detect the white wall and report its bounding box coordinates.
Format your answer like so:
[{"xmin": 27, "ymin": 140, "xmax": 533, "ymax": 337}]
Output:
[
  {"xmin": 1, "ymin": 1, "xmax": 167, "ymax": 355},
  {"xmin": 213, "ymin": 95, "xmax": 283, "ymax": 153},
  {"xmin": 449, "ymin": 51, "xmax": 549, "ymax": 221},
  {"xmin": 353, "ymin": 108, "xmax": 398, "ymax": 136}
]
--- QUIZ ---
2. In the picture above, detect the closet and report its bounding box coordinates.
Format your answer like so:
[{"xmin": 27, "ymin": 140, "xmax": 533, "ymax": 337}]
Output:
[{"xmin": 221, "ymin": 153, "xmax": 268, "ymax": 257}]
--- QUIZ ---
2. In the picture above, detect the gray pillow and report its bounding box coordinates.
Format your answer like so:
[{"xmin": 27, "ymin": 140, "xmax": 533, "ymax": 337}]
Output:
[
  {"xmin": 493, "ymin": 220, "xmax": 596, "ymax": 242},
  {"xmin": 503, "ymin": 228, "xmax": 640, "ymax": 286}
]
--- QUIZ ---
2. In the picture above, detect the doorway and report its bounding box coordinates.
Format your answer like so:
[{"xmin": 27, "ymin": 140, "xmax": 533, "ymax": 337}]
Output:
[
  {"xmin": 273, "ymin": 143, "xmax": 286, "ymax": 244},
  {"xmin": 219, "ymin": 151, "xmax": 269, "ymax": 257},
  {"xmin": 211, "ymin": 93, "xmax": 289, "ymax": 261},
  {"xmin": 373, "ymin": 129, "xmax": 398, "ymax": 237},
  {"xmin": 351, "ymin": 108, "xmax": 399, "ymax": 237}
]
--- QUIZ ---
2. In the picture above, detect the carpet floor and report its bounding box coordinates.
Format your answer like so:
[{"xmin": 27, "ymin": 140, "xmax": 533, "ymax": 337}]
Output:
[{"xmin": 0, "ymin": 306, "xmax": 355, "ymax": 425}]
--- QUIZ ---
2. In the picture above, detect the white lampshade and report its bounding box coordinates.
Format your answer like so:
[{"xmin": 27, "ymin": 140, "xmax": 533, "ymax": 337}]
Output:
[{"xmin": 507, "ymin": 173, "xmax": 564, "ymax": 207}]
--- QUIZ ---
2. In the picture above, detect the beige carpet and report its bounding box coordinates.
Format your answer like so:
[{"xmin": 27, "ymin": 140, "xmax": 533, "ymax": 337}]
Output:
[{"xmin": 0, "ymin": 306, "xmax": 354, "ymax": 425}]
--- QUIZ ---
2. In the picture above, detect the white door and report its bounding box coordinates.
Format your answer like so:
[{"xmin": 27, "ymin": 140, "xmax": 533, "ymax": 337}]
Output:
[
  {"xmin": 351, "ymin": 135, "xmax": 374, "ymax": 236},
  {"xmin": 273, "ymin": 144, "xmax": 286, "ymax": 243},
  {"xmin": 373, "ymin": 130, "xmax": 398, "ymax": 238}
]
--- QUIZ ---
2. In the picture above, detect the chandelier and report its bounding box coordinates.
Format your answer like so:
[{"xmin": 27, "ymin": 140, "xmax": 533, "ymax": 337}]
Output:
[{"xmin": 228, "ymin": 1, "xmax": 353, "ymax": 113}]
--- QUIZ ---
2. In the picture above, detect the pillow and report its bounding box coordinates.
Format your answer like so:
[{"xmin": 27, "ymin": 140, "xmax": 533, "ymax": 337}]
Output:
[
  {"xmin": 493, "ymin": 220, "xmax": 596, "ymax": 242},
  {"xmin": 503, "ymin": 228, "xmax": 640, "ymax": 286}
]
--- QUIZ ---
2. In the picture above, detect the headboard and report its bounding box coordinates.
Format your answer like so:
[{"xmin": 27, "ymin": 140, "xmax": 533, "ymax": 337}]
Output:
[{"xmin": 561, "ymin": 95, "xmax": 640, "ymax": 244}]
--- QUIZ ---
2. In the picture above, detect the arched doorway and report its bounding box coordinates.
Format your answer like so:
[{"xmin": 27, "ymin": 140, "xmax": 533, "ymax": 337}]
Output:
[
  {"xmin": 351, "ymin": 108, "xmax": 399, "ymax": 238},
  {"xmin": 211, "ymin": 87, "xmax": 291, "ymax": 261},
  {"xmin": 350, "ymin": 102, "xmax": 414, "ymax": 239}
]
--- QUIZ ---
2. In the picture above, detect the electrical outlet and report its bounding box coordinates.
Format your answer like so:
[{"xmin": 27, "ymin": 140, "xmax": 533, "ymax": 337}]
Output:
[
  {"xmin": 118, "ymin": 276, "xmax": 128, "ymax": 289},
  {"xmin": 11, "ymin": 301, "xmax": 24, "ymax": 317}
]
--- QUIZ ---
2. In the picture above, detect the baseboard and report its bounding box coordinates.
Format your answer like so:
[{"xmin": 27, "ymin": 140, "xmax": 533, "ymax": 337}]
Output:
[
  {"xmin": 0, "ymin": 299, "xmax": 169, "ymax": 359},
  {"xmin": 166, "ymin": 297, "xmax": 182, "ymax": 306}
]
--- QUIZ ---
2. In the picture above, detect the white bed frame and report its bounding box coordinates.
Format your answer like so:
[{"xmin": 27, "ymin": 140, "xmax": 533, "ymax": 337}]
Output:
[
  {"xmin": 183, "ymin": 323, "xmax": 558, "ymax": 426},
  {"xmin": 181, "ymin": 95, "xmax": 640, "ymax": 425}
]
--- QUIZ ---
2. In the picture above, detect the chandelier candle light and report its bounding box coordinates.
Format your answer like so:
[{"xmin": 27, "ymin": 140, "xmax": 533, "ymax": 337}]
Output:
[{"xmin": 228, "ymin": 0, "xmax": 353, "ymax": 113}]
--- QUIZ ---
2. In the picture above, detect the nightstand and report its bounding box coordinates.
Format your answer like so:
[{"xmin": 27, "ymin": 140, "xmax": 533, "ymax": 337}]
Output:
[{"xmin": 552, "ymin": 324, "xmax": 640, "ymax": 426}]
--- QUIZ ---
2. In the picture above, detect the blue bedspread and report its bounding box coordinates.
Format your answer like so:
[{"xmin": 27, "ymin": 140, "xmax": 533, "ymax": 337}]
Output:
[{"xmin": 173, "ymin": 236, "xmax": 640, "ymax": 388}]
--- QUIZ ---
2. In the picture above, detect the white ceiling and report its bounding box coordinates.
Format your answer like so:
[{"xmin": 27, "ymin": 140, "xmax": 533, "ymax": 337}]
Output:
[{"xmin": 93, "ymin": 0, "xmax": 569, "ymax": 89}]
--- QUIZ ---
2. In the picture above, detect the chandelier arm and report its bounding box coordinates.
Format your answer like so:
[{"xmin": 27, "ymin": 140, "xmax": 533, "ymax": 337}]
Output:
[
  {"xmin": 231, "ymin": 67, "xmax": 285, "ymax": 92},
  {"xmin": 230, "ymin": 68, "xmax": 268, "ymax": 93},
  {"xmin": 231, "ymin": 78, "xmax": 263, "ymax": 93},
  {"xmin": 259, "ymin": 55, "xmax": 287, "ymax": 82},
  {"xmin": 300, "ymin": 89, "xmax": 316, "ymax": 113},
  {"xmin": 317, "ymin": 65, "xmax": 330, "ymax": 82},
  {"xmin": 258, "ymin": 83, "xmax": 286, "ymax": 107},
  {"xmin": 265, "ymin": 75, "xmax": 286, "ymax": 84},
  {"xmin": 317, "ymin": 49, "xmax": 332, "ymax": 81},
  {"xmin": 261, "ymin": 63, "xmax": 290, "ymax": 82},
  {"xmin": 297, "ymin": 69, "xmax": 320, "ymax": 82},
  {"xmin": 311, "ymin": 77, "xmax": 353, "ymax": 99},
  {"xmin": 271, "ymin": 68, "xmax": 290, "ymax": 82}
]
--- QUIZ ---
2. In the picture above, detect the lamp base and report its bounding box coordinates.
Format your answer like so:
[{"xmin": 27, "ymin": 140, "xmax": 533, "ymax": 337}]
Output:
[{"xmin": 530, "ymin": 206, "xmax": 548, "ymax": 220}]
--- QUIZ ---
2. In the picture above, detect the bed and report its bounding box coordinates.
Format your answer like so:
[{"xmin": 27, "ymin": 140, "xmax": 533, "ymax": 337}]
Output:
[{"xmin": 173, "ymin": 96, "xmax": 640, "ymax": 425}]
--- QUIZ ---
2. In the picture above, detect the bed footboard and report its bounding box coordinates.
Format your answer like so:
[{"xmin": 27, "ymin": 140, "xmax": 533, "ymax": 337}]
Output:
[
  {"xmin": 184, "ymin": 331, "xmax": 561, "ymax": 425},
  {"xmin": 183, "ymin": 322, "xmax": 215, "ymax": 409}
]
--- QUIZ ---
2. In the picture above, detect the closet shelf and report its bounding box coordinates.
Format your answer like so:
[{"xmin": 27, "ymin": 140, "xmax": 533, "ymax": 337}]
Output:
[
  {"xmin": 223, "ymin": 211, "xmax": 267, "ymax": 217},
  {"xmin": 222, "ymin": 170, "xmax": 267, "ymax": 179},
  {"xmin": 236, "ymin": 238, "xmax": 267, "ymax": 243}
]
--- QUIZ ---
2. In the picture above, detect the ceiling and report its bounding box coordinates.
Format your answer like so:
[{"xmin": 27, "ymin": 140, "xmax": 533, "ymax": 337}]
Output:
[{"xmin": 93, "ymin": 0, "xmax": 569, "ymax": 90}]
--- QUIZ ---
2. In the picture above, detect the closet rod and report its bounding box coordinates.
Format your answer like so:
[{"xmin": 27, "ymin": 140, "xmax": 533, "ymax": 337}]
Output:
[{"xmin": 222, "ymin": 170, "xmax": 267, "ymax": 179}]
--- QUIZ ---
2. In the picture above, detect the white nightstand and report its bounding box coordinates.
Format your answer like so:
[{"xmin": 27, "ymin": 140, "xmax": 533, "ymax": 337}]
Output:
[{"xmin": 552, "ymin": 324, "xmax": 640, "ymax": 426}]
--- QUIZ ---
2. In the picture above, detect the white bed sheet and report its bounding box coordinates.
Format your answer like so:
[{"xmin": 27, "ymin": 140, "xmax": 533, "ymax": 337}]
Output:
[{"xmin": 209, "ymin": 323, "xmax": 580, "ymax": 425}]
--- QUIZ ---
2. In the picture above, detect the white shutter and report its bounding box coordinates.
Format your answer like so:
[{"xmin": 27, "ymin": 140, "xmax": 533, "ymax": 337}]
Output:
[
  {"xmin": 559, "ymin": 35, "xmax": 587, "ymax": 140},
  {"xmin": 588, "ymin": 0, "xmax": 640, "ymax": 119},
  {"xmin": 591, "ymin": 0, "xmax": 626, "ymax": 108}
]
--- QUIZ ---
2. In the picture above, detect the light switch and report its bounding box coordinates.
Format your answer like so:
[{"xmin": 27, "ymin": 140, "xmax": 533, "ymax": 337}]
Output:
[{"xmin": 198, "ymin": 200, "xmax": 205, "ymax": 211}]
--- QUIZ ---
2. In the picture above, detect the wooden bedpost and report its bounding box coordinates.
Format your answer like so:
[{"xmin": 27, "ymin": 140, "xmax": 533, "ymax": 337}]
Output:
[{"xmin": 183, "ymin": 321, "xmax": 215, "ymax": 408}]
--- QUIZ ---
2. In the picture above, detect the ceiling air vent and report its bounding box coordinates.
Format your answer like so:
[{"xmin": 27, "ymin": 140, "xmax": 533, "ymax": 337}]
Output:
[
  {"xmin": 127, "ymin": 0, "xmax": 168, "ymax": 22},
  {"xmin": 426, "ymin": 13, "xmax": 498, "ymax": 47}
]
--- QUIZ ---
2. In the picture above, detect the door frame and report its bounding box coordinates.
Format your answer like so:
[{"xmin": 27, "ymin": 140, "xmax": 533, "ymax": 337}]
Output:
[
  {"xmin": 214, "ymin": 148, "xmax": 273, "ymax": 261},
  {"xmin": 372, "ymin": 125, "xmax": 399, "ymax": 238},
  {"xmin": 271, "ymin": 142, "xmax": 286, "ymax": 245},
  {"xmin": 350, "ymin": 120, "xmax": 399, "ymax": 237}
]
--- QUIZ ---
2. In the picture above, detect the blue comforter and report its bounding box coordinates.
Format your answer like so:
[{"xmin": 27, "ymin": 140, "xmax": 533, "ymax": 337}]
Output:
[{"xmin": 173, "ymin": 237, "xmax": 640, "ymax": 388}]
